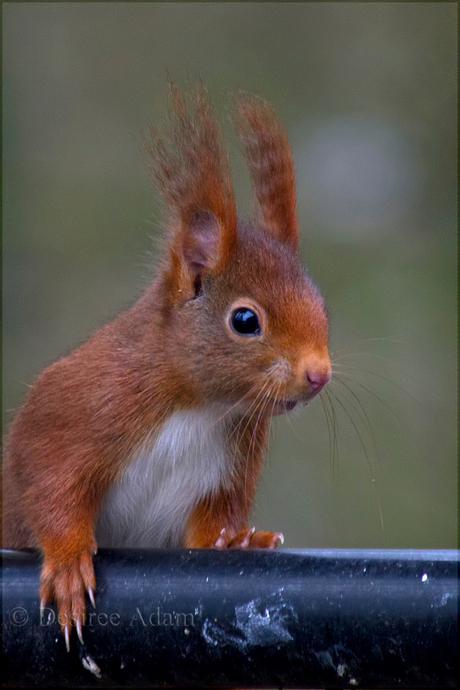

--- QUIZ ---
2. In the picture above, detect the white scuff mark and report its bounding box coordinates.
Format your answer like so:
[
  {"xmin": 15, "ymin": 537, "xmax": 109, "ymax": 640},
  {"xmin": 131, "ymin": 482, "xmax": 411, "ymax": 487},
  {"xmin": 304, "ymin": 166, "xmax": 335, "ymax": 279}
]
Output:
[
  {"xmin": 202, "ymin": 590, "xmax": 298, "ymax": 650},
  {"xmin": 234, "ymin": 594, "xmax": 295, "ymax": 646},
  {"xmin": 314, "ymin": 650, "xmax": 336, "ymax": 670},
  {"xmin": 421, "ymin": 573, "xmax": 428, "ymax": 582},
  {"xmin": 337, "ymin": 663, "xmax": 347, "ymax": 677},
  {"xmin": 82, "ymin": 655, "xmax": 102, "ymax": 679},
  {"xmin": 313, "ymin": 643, "xmax": 358, "ymax": 681},
  {"xmin": 433, "ymin": 592, "xmax": 453, "ymax": 608},
  {"xmin": 202, "ymin": 619, "xmax": 247, "ymax": 650}
]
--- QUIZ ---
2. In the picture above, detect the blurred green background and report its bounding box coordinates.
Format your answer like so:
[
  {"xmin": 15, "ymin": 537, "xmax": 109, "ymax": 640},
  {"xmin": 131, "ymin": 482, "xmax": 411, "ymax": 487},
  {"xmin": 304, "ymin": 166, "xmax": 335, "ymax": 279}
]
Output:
[{"xmin": 3, "ymin": 2, "xmax": 457, "ymax": 549}]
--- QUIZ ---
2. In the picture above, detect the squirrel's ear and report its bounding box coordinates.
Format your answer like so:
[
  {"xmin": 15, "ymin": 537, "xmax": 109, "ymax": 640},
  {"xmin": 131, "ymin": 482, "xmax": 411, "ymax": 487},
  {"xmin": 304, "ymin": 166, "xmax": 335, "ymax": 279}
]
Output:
[
  {"xmin": 181, "ymin": 210, "xmax": 221, "ymax": 275},
  {"xmin": 234, "ymin": 95, "xmax": 299, "ymax": 250},
  {"xmin": 146, "ymin": 82, "xmax": 237, "ymax": 295}
]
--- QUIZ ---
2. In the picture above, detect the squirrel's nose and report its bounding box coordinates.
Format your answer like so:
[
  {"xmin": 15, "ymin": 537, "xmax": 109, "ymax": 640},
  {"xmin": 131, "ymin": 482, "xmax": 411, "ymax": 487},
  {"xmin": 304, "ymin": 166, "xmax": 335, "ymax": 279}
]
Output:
[{"xmin": 305, "ymin": 367, "xmax": 331, "ymax": 391}]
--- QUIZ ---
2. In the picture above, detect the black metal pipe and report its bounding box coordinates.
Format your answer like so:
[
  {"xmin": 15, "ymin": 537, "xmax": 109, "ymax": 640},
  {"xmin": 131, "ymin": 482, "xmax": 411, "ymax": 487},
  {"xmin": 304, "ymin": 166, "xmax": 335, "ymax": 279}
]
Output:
[{"xmin": 2, "ymin": 548, "xmax": 458, "ymax": 688}]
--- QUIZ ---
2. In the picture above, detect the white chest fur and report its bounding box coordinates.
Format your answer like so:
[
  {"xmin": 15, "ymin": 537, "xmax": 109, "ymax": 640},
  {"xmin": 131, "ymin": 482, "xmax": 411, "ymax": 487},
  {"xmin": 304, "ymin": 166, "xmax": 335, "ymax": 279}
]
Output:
[{"xmin": 96, "ymin": 406, "xmax": 234, "ymax": 548}]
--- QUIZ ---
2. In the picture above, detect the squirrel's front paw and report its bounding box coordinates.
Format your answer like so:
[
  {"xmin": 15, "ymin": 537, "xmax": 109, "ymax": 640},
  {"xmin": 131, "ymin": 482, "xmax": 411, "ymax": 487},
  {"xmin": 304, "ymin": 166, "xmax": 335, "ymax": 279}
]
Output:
[
  {"xmin": 39, "ymin": 548, "xmax": 96, "ymax": 651},
  {"xmin": 215, "ymin": 526, "xmax": 284, "ymax": 549}
]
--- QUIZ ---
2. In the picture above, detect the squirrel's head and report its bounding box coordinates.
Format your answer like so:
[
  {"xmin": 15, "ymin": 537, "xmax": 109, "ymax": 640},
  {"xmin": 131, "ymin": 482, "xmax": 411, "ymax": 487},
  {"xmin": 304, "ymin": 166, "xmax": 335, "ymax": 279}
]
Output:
[{"xmin": 146, "ymin": 83, "xmax": 331, "ymax": 414}]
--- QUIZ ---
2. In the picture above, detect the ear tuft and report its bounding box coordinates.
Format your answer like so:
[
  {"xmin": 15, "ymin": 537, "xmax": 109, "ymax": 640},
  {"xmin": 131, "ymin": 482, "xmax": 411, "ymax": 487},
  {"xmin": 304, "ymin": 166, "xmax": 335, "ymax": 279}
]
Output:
[
  {"xmin": 145, "ymin": 82, "xmax": 237, "ymax": 269},
  {"xmin": 234, "ymin": 95, "xmax": 299, "ymax": 250}
]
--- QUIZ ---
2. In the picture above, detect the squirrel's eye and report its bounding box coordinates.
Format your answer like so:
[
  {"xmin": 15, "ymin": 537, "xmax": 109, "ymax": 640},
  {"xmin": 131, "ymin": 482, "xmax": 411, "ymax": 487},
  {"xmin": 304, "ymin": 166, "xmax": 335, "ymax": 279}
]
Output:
[{"xmin": 230, "ymin": 308, "xmax": 261, "ymax": 336}]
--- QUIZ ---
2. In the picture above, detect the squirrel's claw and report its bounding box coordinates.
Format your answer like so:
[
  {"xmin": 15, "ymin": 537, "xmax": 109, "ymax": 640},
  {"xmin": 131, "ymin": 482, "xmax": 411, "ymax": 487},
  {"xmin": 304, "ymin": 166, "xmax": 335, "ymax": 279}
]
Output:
[{"xmin": 214, "ymin": 527, "xmax": 284, "ymax": 549}]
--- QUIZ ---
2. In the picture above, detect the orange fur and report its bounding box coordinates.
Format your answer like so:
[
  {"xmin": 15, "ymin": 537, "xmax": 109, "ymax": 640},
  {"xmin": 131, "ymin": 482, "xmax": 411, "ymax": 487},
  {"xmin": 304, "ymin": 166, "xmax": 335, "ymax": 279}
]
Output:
[
  {"xmin": 235, "ymin": 95, "xmax": 298, "ymax": 249},
  {"xmin": 2, "ymin": 84, "xmax": 331, "ymax": 643}
]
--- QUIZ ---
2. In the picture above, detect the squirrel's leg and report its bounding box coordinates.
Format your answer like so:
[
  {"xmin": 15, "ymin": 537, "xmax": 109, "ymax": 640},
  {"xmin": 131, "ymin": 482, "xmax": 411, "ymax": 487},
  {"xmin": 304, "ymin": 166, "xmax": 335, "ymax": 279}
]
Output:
[
  {"xmin": 183, "ymin": 488, "xmax": 283, "ymax": 549},
  {"xmin": 39, "ymin": 521, "xmax": 97, "ymax": 650},
  {"xmin": 23, "ymin": 467, "xmax": 103, "ymax": 650},
  {"xmin": 183, "ymin": 416, "xmax": 283, "ymax": 550}
]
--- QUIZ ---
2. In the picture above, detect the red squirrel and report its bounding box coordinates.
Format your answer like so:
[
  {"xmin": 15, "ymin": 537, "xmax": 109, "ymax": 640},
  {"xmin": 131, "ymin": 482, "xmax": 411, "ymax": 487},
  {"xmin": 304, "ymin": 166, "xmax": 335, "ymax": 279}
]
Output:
[{"xmin": 2, "ymin": 84, "xmax": 331, "ymax": 649}]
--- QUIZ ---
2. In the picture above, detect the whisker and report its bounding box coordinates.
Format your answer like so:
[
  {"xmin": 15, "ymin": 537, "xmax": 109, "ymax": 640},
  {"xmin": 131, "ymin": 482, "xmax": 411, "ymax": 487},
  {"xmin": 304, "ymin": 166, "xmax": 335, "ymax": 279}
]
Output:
[
  {"xmin": 318, "ymin": 393, "xmax": 333, "ymax": 477},
  {"xmin": 268, "ymin": 379, "xmax": 283, "ymax": 428},
  {"xmin": 327, "ymin": 388, "xmax": 374, "ymax": 479},
  {"xmin": 284, "ymin": 405, "xmax": 310, "ymax": 449},
  {"xmin": 330, "ymin": 335, "xmax": 406, "ymax": 358},
  {"xmin": 333, "ymin": 373, "xmax": 404, "ymax": 427},
  {"xmin": 245, "ymin": 380, "xmax": 277, "ymax": 502},
  {"xmin": 319, "ymin": 391, "xmax": 339, "ymax": 483},
  {"xmin": 332, "ymin": 351, "xmax": 417, "ymax": 377},
  {"xmin": 249, "ymin": 380, "xmax": 281, "ymax": 508},
  {"xmin": 230, "ymin": 378, "xmax": 272, "ymax": 449},
  {"xmin": 332, "ymin": 354, "xmax": 424, "ymax": 394},
  {"xmin": 326, "ymin": 388, "xmax": 385, "ymax": 533},
  {"xmin": 332, "ymin": 364, "xmax": 423, "ymax": 407},
  {"xmin": 211, "ymin": 383, "xmax": 261, "ymax": 428},
  {"xmin": 323, "ymin": 388, "xmax": 340, "ymax": 483},
  {"xmin": 330, "ymin": 377, "xmax": 380, "ymax": 466}
]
